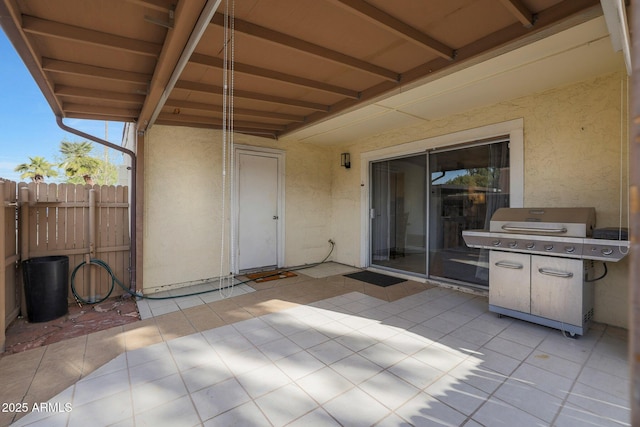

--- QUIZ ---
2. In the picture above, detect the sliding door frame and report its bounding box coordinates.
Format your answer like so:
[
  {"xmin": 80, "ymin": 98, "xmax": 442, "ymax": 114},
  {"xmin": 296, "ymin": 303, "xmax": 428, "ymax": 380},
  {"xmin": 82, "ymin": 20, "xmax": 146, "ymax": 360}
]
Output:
[{"xmin": 360, "ymin": 119, "xmax": 524, "ymax": 272}]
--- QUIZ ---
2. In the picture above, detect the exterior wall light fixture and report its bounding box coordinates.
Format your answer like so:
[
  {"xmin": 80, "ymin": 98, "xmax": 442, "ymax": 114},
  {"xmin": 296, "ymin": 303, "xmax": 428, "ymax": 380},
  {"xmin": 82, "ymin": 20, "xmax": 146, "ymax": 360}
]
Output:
[{"xmin": 341, "ymin": 153, "xmax": 351, "ymax": 169}]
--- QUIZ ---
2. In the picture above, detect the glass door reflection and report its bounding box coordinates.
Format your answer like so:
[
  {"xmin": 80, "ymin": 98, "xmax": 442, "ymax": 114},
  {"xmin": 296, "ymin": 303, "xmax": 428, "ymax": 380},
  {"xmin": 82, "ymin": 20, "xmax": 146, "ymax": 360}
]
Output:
[{"xmin": 428, "ymin": 141, "xmax": 510, "ymax": 286}]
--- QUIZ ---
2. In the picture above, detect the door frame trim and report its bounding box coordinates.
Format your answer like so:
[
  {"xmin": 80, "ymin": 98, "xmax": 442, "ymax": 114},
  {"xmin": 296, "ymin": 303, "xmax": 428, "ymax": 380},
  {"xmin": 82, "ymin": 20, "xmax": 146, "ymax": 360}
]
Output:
[
  {"xmin": 233, "ymin": 145, "xmax": 285, "ymax": 273},
  {"xmin": 359, "ymin": 119, "xmax": 524, "ymax": 268}
]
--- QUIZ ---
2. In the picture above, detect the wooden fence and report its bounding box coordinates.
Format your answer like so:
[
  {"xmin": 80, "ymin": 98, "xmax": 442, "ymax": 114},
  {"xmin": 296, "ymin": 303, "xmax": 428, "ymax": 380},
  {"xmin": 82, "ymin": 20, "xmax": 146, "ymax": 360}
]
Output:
[
  {"xmin": 0, "ymin": 180, "xmax": 130, "ymax": 352},
  {"xmin": 1, "ymin": 180, "xmax": 19, "ymax": 353}
]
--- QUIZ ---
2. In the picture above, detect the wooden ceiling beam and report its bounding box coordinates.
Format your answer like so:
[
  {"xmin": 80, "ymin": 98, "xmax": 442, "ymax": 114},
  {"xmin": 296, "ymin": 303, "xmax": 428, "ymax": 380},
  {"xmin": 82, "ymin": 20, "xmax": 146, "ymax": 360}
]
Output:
[
  {"xmin": 125, "ymin": 0, "xmax": 175, "ymax": 13},
  {"xmin": 21, "ymin": 15, "xmax": 162, "ymax": 57},
  {"xmin": 189, "ymin": 53, "xmax": 360, "ymax": 99},
  {"xmin": 55, "ymin": 85, "xmax": 146, "ymax": 105},
  {"xmin": 137, "ymin": 0, "xmax": 209, "ymax": 131},
  {"xmin": 153, "ymin": 118, "xmax": 279, "ymax": 136},
  {"xmin": 173, "ymin": 80, "xmax": 330, "ymax": 111},
  {"xmin": 42, "ymin": 58, "xmax": 152, "ymax": 84},
  {"xmin": 164, "ymin": 99, "xmax": 305, "ymax": 122},
  {"xmin": 330, "ymin": 0, "xmax": 455, "ymax": 60},
  {"xmin": 210, "ymin": 14, "xmax": 398, "ymax": 82},
  {"xmin": 63, "ymin": 102, "xmax": 140, "ymax": 119},
  {"xmin": 64, "ymin": 112, "xmax": 135, "ymax": 122},
  {"xmin": 498, "ymin": 0, "xmax": 535, "ymax": 28},
  {"xmin": 156, "ymin": 112, "xmax": 286, "ymax": 131},
  {"xmin": 231, "ymin": 107, "xmax": 305, "ymax": 122}
]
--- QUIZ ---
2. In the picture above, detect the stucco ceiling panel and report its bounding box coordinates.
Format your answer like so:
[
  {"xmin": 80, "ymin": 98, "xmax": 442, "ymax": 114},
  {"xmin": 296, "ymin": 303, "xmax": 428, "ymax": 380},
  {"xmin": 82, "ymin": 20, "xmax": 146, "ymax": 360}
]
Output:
[
  {"xmin": 375, "ymin": 16, "xmax": 613, "ymax": 111},
  {"xmin": 293, "ymin": 107, "xmax": 423, "ymax": 145}
]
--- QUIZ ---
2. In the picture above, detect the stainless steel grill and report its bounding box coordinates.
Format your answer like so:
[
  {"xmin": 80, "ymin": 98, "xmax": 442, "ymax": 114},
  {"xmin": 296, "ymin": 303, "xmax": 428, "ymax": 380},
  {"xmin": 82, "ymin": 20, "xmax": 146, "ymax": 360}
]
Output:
[
  {"xmin": 463, "ymin": 207, "xmax": 629, "ymax": 261},
  {"xmin": 462, "ymin": 207, "xmax": 630, "ymax": 336}
]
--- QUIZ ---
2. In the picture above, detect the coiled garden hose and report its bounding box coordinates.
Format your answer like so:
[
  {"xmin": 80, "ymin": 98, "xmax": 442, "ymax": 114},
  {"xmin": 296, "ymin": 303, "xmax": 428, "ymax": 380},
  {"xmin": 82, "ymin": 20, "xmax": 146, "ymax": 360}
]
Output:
[
  {"xmin": 70, "ymin": 259, "xmax": 119, "ymax": 304},
  {"xmin": 71, "ymin": 240, "xmax": 336, "ymax": 304}
]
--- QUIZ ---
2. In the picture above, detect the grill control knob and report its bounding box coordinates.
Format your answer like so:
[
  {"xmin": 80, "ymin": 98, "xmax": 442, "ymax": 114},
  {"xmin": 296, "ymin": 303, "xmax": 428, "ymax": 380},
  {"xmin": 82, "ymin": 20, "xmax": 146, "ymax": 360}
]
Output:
[
  {"xmin": 526, "ymin": 242, "xmax": 535, "ymax": 249},
  {"xmin": 492, "ymin": 240, "xmax": 501, "ymax": 247},
  {"xmin": 509, "ymin": 241, "xmax": 518, "ymax": 248},
  {"xmin": 564, "ymin": 246, "xmax": 576, "ymax": 253},
  {"xmin": 601, "ymin": 248, "xmax": 613, "ymax": 256},
  {"xmin": 544, "ymin": 244, "xmax": 554, "ymax": 251}
]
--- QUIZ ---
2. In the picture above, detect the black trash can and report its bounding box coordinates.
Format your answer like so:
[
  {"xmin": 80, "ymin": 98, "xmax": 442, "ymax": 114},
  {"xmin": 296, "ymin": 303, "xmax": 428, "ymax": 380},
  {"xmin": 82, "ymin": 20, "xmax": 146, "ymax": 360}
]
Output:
[{"xmin": 22, "ymin": 256, "xmax": 69, "ymax": 323}]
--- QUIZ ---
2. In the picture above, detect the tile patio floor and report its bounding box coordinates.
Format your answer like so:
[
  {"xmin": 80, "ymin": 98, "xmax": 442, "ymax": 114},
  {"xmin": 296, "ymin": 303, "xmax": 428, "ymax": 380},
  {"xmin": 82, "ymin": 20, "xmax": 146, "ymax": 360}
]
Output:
[{"xmin": 0, "ymin": 263, "xmax": 630, "ymax": 426}]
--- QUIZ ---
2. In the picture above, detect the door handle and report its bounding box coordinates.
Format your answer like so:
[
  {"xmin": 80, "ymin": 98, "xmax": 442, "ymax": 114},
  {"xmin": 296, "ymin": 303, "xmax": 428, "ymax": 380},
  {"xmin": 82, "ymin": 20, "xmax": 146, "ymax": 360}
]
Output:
[
  {"xmin": 502, "ymin": 225, "xmax": 567, "ymax": 233},
  {"xmin": 273, "ymin": 215, "xmax": 279, "ymax": 220},
  {"xmin": 494, "ymin": 261, "xmax": 523, "ymax": 269},
  {"xmin": 538, "ymin": 268, "xmax": 573, "ymax": 278}
]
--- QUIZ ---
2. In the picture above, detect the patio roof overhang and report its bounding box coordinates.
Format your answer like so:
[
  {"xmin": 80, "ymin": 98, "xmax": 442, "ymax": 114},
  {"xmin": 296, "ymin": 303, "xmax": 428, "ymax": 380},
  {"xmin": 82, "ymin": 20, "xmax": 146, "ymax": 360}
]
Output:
[{"xmin": 0, "ymin": 0, "xmax": 623, "ymax": 141}]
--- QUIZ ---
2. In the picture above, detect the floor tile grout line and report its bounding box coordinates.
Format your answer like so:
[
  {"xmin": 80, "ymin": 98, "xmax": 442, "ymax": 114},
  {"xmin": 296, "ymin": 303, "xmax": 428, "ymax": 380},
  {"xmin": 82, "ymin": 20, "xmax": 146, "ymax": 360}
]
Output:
[
  {"xmin": 549, "ymin": 325, "xmax": 610, "ymax": 426},
  {"xmin": 13, "ymin": 338, "xmax": 59, "ymax": 426},
  {"xmin": 418, "ymin": 303, "xmax": 536, "ymax": 426},
  {"xmin": 465, "ymin": 322, "xmax": 600, "ymax": 426},
  {"xmin": 164, "ymin": 334, "xmax": 208, "ymax": 426}
]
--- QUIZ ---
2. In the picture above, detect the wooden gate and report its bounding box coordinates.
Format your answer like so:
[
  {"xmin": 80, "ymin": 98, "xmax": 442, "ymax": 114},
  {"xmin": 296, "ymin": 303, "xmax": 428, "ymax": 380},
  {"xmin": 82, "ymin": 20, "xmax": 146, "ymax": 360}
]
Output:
[{"xmin": 0, "ymin": 181, "xmax": 130, "ymax": 352}]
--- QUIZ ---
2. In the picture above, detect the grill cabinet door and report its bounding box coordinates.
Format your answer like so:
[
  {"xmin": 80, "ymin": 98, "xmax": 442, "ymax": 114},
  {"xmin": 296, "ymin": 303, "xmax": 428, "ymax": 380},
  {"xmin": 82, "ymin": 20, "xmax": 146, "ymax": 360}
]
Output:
[
  {"xmin": 489, "ymin": 251, "xmax": 531, "ymax": 313},
  {"xmin": 530, "ymin": 255, "xmax": 584, "ymax": 326}
]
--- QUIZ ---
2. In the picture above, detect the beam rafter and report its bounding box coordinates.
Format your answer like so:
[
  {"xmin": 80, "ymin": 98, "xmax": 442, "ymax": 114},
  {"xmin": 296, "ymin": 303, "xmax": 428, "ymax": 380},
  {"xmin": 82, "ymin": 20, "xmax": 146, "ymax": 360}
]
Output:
[
  {"xmin": 62, "ymin": 102, "xmax": 140, "ymax": 118},
  {"xmin": 153, "ymin": 118, "xmax": 279, "ymax": 137},
  {"xmin": 124, "ymin": 0, "xmax": 174, "ymax": 13},
  {"xmin": 173, "ymin": 80, "xmax": 330, "ymax": 112},
  {"xmin": 55, "ymin": 85, "xmax": 146, "ymax": 105},
  {"xmin": 64, "ymin": 112, "xmax": 137, "ymax": 122},
  {"xmin": 164, "ymin": 99, "xmax": 305, "ymax": 122},
  {"xmin": 156, "ymin": 112, "xmax": 286, "ymax": 131},
  {"xmin": 21, "ymin": 15, "xmax": 163, "ymax": 57},
  {"xmin": 210, "ymin": 15, "xmax": 399, "ymax": 82},
  {"xmin": 330, "ymin": 0, "xmax": 455, "ymax": 60},
  {"xmin": 498, "ymin": 0, "xmax": 535, "ymax": 27},
  {"xmin": 189, "ymin": 53, "xmax": 360, "ymax": 99},
  {"xmin": 42, "ymin": 58, "xmax": 151, "ymax": 84}
]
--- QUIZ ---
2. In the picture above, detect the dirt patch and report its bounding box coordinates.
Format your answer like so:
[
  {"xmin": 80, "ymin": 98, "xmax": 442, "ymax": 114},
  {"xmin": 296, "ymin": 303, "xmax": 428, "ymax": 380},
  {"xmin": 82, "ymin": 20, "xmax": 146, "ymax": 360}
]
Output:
[{"xmin": 3, "ymin": 297, "xmax": 140, "ymax": 355}]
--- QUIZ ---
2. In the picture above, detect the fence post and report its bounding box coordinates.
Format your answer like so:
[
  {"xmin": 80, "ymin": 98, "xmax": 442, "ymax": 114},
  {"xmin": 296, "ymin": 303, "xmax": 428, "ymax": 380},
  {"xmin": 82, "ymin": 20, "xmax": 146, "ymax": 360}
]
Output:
[
  {"xmin": 19, "ymin": 186, "xmax": 29, "ymax": 317},
  {"xmin": 88, "ymin": 188, "xmax": 96, "ymax": 302}
]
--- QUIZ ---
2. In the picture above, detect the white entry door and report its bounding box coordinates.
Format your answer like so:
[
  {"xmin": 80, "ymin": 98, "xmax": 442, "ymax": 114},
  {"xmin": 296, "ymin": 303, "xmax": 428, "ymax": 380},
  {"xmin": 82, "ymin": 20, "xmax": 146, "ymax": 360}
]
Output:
[{"xmin": 236, "ymin": 150, "xmax": 282, "ymax": 271}]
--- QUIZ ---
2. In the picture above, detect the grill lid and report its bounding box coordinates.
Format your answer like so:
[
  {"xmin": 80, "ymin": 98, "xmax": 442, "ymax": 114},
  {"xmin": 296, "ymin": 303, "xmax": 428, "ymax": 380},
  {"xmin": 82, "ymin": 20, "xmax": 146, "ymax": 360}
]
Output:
[{"xmin": 489, "ymin": 207, "xmax": 596, "ymax": 237}]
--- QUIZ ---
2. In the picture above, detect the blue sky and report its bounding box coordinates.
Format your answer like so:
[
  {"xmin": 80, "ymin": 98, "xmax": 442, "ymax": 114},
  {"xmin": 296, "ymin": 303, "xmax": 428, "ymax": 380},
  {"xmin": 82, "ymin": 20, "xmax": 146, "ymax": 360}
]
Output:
[{"xmin": 0, "ymin": 30, "xmax": 124, "ymax": 182}]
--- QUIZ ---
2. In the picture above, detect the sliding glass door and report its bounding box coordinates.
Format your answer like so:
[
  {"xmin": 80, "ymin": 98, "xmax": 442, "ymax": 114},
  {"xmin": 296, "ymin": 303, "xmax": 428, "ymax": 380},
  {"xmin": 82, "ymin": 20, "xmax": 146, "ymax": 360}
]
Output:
[
  {"xmin": 371, "ymin": 155, "xmax": 426, "ymax": 275},
  {"xmin": 428, "ymin": 141, "xmax": 509, "ymax": 286},
  {"xmin": 370, "ymin": 139, "xmax": 510, "ymax": 287}
]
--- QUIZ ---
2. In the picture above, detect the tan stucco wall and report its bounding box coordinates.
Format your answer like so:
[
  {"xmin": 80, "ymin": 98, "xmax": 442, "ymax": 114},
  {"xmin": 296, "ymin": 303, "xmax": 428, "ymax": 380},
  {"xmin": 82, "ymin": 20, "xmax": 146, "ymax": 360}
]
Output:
[
  {"xmin": 143, "ymin": 126, "xmax": 221, "ymax": 291},
  {"xmin": 142, "ymin": 69, "xmax": 629, "ymax": 328},
  {"xmin": 142, "ymin": 128, "xmax": 333, "ymax": 292},
  {"xmin": 330, "ymin": 69, "xmax": 629, "ymax": 328}
]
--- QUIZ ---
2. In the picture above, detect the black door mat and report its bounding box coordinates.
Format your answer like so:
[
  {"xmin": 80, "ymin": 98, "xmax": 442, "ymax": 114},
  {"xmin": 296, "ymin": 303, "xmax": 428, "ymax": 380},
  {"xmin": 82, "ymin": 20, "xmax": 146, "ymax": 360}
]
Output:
[{"xmin": 344, "ymin": 271, "xmax": 406, "ymax": 287}]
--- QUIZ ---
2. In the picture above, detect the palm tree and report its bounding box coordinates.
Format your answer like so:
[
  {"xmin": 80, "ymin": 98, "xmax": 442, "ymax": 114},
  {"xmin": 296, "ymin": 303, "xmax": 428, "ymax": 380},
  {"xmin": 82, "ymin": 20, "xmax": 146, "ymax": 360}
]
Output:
[
  {"xmin": 14, "ymin": 156, "xmax": 59, "ymax": 182},
  {"xmin": 59, "ymin": 141, "xmax": 100, "ymax": 184}
]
